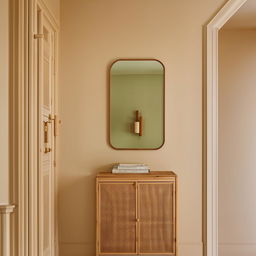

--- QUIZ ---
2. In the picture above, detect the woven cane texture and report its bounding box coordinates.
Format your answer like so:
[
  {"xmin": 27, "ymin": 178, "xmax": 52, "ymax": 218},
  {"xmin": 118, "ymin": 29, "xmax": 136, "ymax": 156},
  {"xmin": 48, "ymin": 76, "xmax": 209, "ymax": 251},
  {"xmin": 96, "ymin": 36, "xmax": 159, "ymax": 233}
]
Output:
[
  {"xmin": 139, "ymin": 183, "xmax": 174, "ymax": 253},
  {"xmin": 100, "ymin": 183, "xmax": 136, "ymax": 253},
  {"xmin": 98, "ymin": 254, "xmax": 173, "ymax": 256}
]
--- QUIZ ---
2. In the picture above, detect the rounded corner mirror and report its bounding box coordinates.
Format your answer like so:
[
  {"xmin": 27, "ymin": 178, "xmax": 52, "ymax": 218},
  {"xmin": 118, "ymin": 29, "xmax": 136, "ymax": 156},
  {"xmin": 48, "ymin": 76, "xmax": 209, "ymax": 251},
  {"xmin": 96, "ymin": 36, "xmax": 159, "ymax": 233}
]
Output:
[{"xmin": 109, "ymin": 59, "xmax": 165, "ymax": 150}]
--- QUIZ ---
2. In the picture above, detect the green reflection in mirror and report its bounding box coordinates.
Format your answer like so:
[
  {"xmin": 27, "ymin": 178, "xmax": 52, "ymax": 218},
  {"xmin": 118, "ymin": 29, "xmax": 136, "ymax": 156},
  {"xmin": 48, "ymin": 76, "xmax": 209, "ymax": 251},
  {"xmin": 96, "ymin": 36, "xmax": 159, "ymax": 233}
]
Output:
[{"xmin": 110, "ymin": 59, "xmax": 165, "ymax": 150}]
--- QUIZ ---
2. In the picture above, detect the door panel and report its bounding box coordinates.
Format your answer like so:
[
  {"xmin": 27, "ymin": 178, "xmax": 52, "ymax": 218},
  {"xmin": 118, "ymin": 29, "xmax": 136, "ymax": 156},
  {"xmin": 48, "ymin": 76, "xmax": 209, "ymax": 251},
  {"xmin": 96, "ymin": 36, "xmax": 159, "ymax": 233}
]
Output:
[
  {"xmin": 99, "ymin": 183, "xmax": 136, "ymax": 253},
  {"xmin": 42, "ymin": 22, "xmax": 52, "ymax": 111},
  {"xmin": 43, "ymin": 172, "xmax": 50, "ymax": 252},
  {"xmin": 139, "ymin": 183, "xmax": 175, "ymax": 253},
  {"xmin": 38, "ymin": 8, "xmax": 56, "ymax": 256}
]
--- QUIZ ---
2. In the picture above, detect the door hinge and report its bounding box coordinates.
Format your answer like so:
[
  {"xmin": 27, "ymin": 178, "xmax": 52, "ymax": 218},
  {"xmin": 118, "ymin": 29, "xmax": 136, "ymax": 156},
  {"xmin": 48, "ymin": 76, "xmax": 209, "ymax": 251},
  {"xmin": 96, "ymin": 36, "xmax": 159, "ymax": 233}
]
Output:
[{"xmin": 34, "ymin": 34, "xmax": 44, "ymax": 39}]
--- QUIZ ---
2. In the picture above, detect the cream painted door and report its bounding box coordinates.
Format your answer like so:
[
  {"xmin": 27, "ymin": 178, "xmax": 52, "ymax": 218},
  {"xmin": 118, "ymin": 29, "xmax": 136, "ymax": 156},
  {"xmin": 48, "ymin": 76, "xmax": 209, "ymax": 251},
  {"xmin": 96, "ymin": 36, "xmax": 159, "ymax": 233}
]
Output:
[{"xmin": 37, "ymin": 8, "xmax": 56, "ymax": 256}]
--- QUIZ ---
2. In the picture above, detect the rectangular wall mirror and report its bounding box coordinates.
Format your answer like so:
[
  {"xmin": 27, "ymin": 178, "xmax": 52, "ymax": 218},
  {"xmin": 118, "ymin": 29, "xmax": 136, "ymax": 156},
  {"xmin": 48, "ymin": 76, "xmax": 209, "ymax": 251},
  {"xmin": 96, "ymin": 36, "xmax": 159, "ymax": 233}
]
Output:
[{"xmin": 109, "ymin": 59, "xmax": 165, "ymax": 150}]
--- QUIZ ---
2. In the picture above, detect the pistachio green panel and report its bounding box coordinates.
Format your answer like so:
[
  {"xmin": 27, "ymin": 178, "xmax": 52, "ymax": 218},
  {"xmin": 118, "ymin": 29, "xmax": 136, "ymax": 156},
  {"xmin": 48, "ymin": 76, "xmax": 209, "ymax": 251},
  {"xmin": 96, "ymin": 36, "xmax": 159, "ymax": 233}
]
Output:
[{"xmin": 110, "ymin": 60, "xmax": 164, "ymax": 149}]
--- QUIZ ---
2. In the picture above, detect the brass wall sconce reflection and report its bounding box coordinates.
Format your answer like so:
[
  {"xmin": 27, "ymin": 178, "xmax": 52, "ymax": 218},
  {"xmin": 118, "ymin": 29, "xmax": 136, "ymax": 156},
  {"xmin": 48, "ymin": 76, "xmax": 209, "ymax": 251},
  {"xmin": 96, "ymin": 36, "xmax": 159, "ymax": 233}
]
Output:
[{"xmin": 134, "ymin": 110, "xmax": 142, "ymax": 136}]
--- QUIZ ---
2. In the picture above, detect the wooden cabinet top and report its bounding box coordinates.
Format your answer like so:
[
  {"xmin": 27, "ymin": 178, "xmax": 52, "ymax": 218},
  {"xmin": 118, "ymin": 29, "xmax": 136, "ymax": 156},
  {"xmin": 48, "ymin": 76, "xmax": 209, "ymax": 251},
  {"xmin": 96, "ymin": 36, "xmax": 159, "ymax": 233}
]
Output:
[{"xmin": 97, "ymin": 171, "xmax": 176, "ymax": 179}]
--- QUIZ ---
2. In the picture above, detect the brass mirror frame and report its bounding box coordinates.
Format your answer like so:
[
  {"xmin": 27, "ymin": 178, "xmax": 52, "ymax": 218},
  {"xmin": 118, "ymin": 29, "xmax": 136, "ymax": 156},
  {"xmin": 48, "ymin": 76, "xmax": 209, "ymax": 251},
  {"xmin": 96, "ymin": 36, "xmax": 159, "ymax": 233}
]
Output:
[{"xmin": 108, "ymin": 58, "xmax": 165, "ymax": 150}]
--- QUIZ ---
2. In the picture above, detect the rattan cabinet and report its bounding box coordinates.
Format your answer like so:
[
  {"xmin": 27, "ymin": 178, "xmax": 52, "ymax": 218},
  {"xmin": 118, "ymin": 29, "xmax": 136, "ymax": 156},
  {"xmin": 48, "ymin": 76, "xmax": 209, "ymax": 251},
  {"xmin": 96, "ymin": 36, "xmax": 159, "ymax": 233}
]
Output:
[{"xmin": 96, "ymin": 171, "xmax": 177, "ymax": 256}]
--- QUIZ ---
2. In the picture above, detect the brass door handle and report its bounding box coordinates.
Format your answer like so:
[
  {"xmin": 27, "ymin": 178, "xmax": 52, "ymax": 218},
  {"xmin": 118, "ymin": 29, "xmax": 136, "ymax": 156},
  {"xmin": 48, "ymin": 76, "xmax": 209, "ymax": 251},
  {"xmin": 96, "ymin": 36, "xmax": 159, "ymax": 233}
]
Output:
[
  {"xmin": 49, "ymin": 114, "xmax": 60, "ymax": 137},
  {"xmin": 44, "ymin": 114, "xmax": 61, "ymax": 153},
  {"xmin": 44, "ymin": 147, "xmax": 51, "ymax": 153},
  {"xmin": 44, "ymin": 121, "xmax": 49, "ymax": 143},
  {"xmin": 44, "ymin": 121, "xmax": 51, "ymax": 154}
]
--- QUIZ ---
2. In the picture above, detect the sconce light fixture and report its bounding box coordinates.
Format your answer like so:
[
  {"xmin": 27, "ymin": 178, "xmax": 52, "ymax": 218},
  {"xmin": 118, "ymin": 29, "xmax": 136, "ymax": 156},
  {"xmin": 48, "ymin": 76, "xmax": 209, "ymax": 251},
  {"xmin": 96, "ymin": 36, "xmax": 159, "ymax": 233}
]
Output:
[{"xmin": 134, "ymin": 110, "xmax": 142, "ymax": 136}]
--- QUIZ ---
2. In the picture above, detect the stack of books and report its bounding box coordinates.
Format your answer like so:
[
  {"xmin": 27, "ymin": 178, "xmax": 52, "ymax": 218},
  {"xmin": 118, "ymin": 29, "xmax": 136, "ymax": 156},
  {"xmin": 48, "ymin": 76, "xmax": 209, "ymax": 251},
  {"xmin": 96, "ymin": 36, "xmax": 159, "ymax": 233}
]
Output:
[{"xmin": 112, "ymin": 164, "xmax": 150, "ymax": 174}]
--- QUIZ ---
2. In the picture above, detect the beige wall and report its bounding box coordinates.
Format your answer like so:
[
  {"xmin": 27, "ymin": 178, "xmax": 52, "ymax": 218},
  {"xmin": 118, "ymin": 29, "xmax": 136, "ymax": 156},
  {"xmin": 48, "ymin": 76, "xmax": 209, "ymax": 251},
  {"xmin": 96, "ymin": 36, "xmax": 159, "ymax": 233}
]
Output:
[
  {"xmin": 0, "ymin": 0, "xmax": 9, "ymax": 203},
  {"xmin": 219, "ymin": 29, "xmax": 256, "ymax": 256},
  {"xmin": 59, "ymin": 1, "xmax": 226, "ymax": 255}
]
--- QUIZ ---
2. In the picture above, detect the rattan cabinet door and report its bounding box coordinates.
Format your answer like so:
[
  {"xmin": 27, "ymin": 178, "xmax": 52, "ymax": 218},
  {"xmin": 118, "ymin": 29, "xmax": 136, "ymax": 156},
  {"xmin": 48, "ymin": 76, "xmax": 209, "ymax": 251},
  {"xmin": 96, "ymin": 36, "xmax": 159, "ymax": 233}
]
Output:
[
  {"xmin": 139, "ymin": 182, "xmax": 175, "ymax": 254},
  {"xmin": 99, "ymin": 183, "xmax": 136, "ymax": 253}
]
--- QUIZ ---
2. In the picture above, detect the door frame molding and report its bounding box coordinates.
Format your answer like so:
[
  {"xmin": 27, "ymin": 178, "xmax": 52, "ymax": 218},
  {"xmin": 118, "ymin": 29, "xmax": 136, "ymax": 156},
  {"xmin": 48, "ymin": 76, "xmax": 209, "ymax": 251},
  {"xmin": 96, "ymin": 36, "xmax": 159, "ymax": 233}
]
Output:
[
  {"xmin": 206, "ymin": 0, "xmax": 248, "ymax": 255},
  {"xmin": 10, "ymin": 0, "xmax": 30, "ymax": 255},
  {"xmin": 9, "ymin": 0, "xmax": 59, "ymax": 255}
]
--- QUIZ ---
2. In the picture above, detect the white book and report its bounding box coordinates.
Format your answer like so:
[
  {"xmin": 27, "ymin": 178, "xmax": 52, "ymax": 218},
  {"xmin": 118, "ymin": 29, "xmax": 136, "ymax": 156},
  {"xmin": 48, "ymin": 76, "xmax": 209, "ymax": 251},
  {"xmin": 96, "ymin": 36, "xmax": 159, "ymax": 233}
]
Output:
[
  {"xmin": 117, "ymin": 164, "xmax": 149, "ymax": 170},
  {"xmin": 112, "ymin": 167, "xmax": 149, "ymax": 174},
  {"xmin": 118, "ymin": 166, "xmax": 149, "ymax": 170},
  {"xmin": 112, "ymin": 170, "xmax": 149, "ymax": 174},
  {"xmin": 118, "ymin": 163, "xmax": 145, "ymax": 167}
]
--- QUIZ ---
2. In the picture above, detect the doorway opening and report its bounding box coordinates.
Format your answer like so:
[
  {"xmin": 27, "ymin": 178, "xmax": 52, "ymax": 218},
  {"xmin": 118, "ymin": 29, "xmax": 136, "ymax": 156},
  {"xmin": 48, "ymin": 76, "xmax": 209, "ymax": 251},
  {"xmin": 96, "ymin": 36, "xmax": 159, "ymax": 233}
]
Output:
[{"xmin": 206, "ymin": 0, "xmax": 256, "ymax": 255}]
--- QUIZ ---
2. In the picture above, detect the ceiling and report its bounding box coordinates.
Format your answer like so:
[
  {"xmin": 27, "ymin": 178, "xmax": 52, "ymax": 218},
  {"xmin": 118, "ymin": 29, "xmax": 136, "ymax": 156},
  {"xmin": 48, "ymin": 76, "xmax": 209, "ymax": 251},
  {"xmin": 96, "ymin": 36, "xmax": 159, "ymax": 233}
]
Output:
[{"xmin": 224, "ymin": 0, "xmax": 256, "ymax": 29}]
